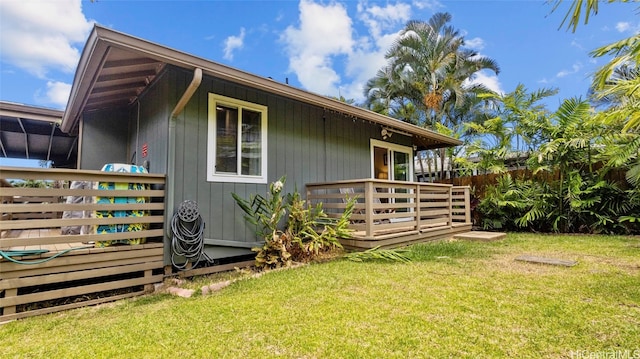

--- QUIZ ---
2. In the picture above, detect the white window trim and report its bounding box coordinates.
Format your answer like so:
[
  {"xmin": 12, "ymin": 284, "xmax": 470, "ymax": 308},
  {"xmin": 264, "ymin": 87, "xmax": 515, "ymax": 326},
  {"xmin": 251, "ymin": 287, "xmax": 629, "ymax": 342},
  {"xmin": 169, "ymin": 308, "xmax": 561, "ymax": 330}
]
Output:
[
  {"xmin": 207, "ymin": 93, "xmax": 268, "ymax": 184},
  {"xmin": 370, "ymin": 139, "xmax": 414, "ymax": 181}
]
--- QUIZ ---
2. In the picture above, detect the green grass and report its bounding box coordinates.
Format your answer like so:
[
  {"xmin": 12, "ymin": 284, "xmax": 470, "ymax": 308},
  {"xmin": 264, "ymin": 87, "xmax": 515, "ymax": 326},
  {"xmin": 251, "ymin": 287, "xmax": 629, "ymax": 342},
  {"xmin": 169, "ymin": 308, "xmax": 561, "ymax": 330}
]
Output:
[{"xmin": 2, "ymin": 233, "xmax": 639, "ymax": 358}]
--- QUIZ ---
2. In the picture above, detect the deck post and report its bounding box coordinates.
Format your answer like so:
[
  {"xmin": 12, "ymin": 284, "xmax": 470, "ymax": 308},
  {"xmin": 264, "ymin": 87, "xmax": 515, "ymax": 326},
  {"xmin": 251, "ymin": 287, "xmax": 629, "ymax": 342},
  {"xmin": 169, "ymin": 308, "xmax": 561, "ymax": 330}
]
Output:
[
  {"xmin": 365, "ymin": 181, "xmax": 374, "ymax": 238},
  {"xmin": 144, "ymin": 269, "xmax": 154, "ymax": 292},
  {"xmin": 464, "ymin": 186, "xmax": 471, "ymax": 224},
  {"xmin": 447, "ymin": 186, "xmax": 453, "ymax": 227},
  {"xmin": 415, "ymin": 183, "xmax": 421, "ymax": 231},
  {"xmin": 2, "ymin": 289, "xmax": 17, "ymax": 315}
]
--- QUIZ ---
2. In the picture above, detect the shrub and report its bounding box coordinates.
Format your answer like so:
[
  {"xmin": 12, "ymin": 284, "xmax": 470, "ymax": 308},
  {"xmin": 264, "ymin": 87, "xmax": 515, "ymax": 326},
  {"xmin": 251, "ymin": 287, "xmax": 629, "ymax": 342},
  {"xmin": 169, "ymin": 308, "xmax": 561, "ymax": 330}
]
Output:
[
  {"xmin": 477, "ymin": 173, "xmax": 640, "ymax": 234},
  {"xmin": 232, "ymin": 176, "xmax": 356, "ymax": 269}
]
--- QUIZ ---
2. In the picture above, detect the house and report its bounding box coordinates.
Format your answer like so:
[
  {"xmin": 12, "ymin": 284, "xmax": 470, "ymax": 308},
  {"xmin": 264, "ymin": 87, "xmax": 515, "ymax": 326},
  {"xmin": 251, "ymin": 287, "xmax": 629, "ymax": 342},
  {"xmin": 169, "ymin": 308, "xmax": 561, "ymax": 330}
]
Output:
[
  {"xmin": 61, "ymin": 25, "xmax": 466, "ymax": 262},
  {"xmin": 1, "ymin": 25, "xmax": 473, "ymax": 320}
]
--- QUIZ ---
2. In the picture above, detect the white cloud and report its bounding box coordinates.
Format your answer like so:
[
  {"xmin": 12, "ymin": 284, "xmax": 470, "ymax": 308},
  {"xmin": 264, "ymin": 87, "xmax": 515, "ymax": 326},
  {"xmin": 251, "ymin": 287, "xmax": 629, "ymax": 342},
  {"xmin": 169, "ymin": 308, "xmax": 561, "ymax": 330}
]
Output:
[
  {"xmin": 45, "ymin": 81, "xmax": 72, "ymax": 108},
  {"xmin": 281, "ymin": 0, "xmax": 355, "ymax": 96},
  {"xmin": 223, "ymin": 28, "xmax": 246, "ymax": 61},
  {"xmin": 0, "ymin": 0, "xmax": 93, "ymax": 78},
  {"xmin": 412, "ymin": 0, "xmax": 442, "ymax": 10},
  {"xmin": 465, "ymin": 37, "xmax": 485, "ymax": 51},
  {"xmin": 280, "ymin": 0, "xmax": 417, "ymax": 99},
  {"xmin": 464, "ymin": 70, "xmax": 504, "ymax": 95},
  {"xmin": 556, "ymin": 62, "xmax": 583, "ymax": 78},
  {"xmin": 616, "ymin": 22, "xmax": 631, "ymax": 33},
  {"xmin": 570, "ymin": 39, "xmax": 584, "ymax": 50},
  {"xmin": 358, "ymin": 2, "xmax": 411, "ymax": 38},
  {"xmin": 614, "ymin": 21, "xmax": 640, "ymax": 34},
  {"xmin": 281, "ymin": 0, "xmax": 493, "ymax": 102}
]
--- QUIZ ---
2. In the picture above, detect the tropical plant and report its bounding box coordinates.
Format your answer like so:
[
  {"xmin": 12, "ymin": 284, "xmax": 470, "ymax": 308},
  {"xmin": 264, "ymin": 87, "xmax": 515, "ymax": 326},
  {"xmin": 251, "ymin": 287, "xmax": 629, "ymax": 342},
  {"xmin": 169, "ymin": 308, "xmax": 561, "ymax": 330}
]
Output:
[
  {"xmin": 232, "ymin": 176, "xmax": 356, "ymax": 269},
  {"xmin": 473, "ymin": 1, "xmax": 640, "ymax": 234},
  {"xmin": 365, "ymin": 12, "xmax": 500, "ymax": 179},
  {"xmin": 550, "ymin": 0, "xmax": 634, "ymax": 33},
  {"xmin": 10, "ymin": 179, "xmax": 53, "ymax": 188},
  {"xmin": 551, "ymin": 0, "xmax": 640, "ymax": 184},
  {"xmin": 591, "ymin": 40, "xmax": 640, "ymax": 184},
  {"xmin": 232, "ymin": 176, "xmax": 288, "ymax": 241},
  {"xmin": 476, "ymin": 173, "xmax": 549, "ymax": 231},
  {"xmin": 459, "ymin": 84, "xmax": 557, "ymax": 174}
]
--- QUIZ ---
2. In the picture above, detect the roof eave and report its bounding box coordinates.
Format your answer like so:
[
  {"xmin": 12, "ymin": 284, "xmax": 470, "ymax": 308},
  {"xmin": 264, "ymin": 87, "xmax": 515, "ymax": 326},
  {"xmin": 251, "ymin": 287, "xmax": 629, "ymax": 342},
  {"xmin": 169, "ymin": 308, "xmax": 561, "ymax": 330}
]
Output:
[
  {"xmin": 61, "ymin": 25, "xmax": 462, "ymax": 148},
  {"xmin": 0, "ymin": 101, "xmax": 63, "ymax": 124}
]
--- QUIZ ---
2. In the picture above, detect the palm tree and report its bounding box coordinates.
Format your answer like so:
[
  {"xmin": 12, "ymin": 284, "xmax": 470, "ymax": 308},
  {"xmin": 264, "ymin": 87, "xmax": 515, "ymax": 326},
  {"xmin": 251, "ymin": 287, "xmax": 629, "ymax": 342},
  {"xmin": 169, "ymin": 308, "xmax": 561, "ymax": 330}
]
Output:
[
  {"xmin": 550, "ymin": 1, "xmax": 640, "ymax": 185},
  {"xmin": 382, "ymin": 12, "xmax": 500, "ymax": 179},
  {"xmin": 550, "ymin": 0, "xmax": 635, "ymax": 33},
  {"xmin": 592, "ymin": 61, "xmax": 640, "ymax": 184},
  {"xmin": 364, "ymin": 65, "xmax": 420, "ymax": 119}
]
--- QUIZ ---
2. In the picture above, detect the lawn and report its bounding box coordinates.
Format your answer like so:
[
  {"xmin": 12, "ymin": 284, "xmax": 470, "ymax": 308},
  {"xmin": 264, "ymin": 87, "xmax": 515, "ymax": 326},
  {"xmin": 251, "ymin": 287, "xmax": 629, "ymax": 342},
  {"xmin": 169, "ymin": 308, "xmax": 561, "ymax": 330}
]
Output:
[{"xmin": 2, "ymin": 233, "xmax": 639, "ymax": 358}]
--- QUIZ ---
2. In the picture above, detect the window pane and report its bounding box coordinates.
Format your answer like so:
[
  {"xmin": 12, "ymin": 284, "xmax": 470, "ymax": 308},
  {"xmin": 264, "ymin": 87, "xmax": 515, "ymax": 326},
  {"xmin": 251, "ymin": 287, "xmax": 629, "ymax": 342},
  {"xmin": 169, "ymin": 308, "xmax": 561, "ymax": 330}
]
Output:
[
  {"xmin": 241, "ymin": 109, "xmax": 262, "ymax": 176},
  {"xmin": 215, "ymin": 105, "xmax": 238, "ymax": 174},
  {"xmin": 393, "ymin": 151, "xmax": 409, "ymax": 181}
]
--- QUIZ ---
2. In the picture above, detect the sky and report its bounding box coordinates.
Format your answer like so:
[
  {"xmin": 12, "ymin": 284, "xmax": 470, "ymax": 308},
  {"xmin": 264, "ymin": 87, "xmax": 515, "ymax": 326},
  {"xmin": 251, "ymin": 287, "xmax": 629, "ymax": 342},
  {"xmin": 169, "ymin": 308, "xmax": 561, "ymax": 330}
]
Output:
[{"xmin": 0, "ymin": 0, "xmax": 639, "ymax": 114}]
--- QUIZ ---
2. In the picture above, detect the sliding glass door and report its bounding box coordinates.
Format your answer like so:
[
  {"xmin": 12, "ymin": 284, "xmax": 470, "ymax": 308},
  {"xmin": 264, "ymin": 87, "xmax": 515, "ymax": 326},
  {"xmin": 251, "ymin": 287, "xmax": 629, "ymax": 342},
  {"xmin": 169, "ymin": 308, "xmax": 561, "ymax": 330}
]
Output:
[{"xmin": 371, "ymin": 139, "xmax": 413, "ymax": 182}]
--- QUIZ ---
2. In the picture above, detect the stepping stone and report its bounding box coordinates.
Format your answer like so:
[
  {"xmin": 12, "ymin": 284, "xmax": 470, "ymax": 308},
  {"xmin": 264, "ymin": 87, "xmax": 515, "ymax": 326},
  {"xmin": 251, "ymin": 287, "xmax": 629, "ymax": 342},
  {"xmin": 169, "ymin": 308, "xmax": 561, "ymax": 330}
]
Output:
[
  {"xmin": 453, "ymin": 231, "xmax": 506, "ymax": 241},
  {"xmin": 166, "ymin": 287, "xmax": 195, "ymax": 298},
  {"xmin": 515, "ymin": 255, "xmax": 577, "ymax": 267},
  {"xmin": 201, "ymin": 280, "xmax": 232, "ymax": 295}
]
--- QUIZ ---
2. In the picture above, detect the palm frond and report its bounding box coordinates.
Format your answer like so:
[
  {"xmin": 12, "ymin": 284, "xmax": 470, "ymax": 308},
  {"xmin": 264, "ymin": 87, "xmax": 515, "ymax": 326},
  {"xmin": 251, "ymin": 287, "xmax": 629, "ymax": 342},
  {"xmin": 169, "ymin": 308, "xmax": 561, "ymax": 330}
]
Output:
[{"xmin": 344, "ymin": 246, "xmax": 412, "ymax": 263}]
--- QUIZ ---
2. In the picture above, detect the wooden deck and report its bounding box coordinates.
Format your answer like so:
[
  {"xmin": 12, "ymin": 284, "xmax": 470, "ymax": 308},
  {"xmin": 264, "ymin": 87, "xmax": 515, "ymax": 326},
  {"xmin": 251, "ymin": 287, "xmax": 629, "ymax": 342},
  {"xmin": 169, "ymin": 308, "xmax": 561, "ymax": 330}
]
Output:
[
  {"xmin": 2, "ymin": 228, "xmax": 86, "ymax": 253},
  {"xmin": 306, "ymin": 179, "xmax": 473, "ymax": 249},
  {"xmin": 1, "ymin": 230, "xmax": 165, "ymax": 323},
  {"xmin": 0, "ymin": 166, "xmax": 166, "ymax": 322}
]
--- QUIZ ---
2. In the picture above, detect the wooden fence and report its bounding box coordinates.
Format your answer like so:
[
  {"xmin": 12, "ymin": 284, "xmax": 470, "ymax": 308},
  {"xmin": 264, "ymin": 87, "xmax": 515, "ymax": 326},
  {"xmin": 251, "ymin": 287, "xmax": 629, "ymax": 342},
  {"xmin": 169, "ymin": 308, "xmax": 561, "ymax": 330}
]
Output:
[
  {"xmin": 0, "ymin": 166, "xmax": 166, "ymax": 322},
  {"xmin": 437, "ymin": 168, "xmax": 628, "ymax": 200}
]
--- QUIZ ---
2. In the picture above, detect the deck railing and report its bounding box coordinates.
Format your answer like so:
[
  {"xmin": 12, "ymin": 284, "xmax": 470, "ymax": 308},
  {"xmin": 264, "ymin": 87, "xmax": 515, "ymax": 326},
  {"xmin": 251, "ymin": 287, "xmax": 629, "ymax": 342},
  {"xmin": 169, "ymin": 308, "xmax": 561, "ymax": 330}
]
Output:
[
  {"xmin": 0, "ymin": 166, "xmax": 166, "ymax": 247},
  {"xmin": 0, "ymin": 166, "xmax": 166, "ymax": 321},
  {"xmin": 306, "ymin": 179, "xmax": 471, "ymax": 240}
]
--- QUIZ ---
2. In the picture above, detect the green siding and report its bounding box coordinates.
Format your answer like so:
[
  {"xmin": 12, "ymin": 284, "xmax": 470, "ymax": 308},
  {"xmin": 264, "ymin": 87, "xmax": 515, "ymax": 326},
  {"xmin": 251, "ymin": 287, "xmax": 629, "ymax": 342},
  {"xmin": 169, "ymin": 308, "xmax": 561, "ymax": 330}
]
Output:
[
  {"xmin": 79, "ymin": 108, "xmax": 129, "ymax": 170},
  {"xmin": 130, "ymin": 70, "xmax": 170, "ymax": 174},
  {"xmin": 80, "ymin": 65, "xmax": 413, "ymax": 261}
]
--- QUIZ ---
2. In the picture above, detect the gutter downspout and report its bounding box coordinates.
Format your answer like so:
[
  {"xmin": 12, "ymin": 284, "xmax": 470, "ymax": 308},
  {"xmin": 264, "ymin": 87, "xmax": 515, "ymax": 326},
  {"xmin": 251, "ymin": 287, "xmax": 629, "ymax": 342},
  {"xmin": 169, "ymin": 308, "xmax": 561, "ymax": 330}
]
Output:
[{"xmin": 166, "ymin": 68, "xmax": 202, "ymax": 264}]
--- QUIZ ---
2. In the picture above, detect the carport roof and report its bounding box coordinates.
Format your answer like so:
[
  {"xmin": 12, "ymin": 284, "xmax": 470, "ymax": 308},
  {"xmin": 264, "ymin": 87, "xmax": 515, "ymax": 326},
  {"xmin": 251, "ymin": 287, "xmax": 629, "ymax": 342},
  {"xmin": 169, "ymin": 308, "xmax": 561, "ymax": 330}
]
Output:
[{"xmin": 0, "ymin": 101, "xmax": 77, "ymax": 168}]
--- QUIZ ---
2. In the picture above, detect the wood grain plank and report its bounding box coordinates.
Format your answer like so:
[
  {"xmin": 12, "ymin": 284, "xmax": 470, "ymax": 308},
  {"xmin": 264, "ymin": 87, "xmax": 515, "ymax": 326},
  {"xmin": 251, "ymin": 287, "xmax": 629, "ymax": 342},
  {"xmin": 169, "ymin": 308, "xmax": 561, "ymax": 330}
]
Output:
[{"xmin": 0, "ymin": 275, "xmax": 163, "ymax": 307}]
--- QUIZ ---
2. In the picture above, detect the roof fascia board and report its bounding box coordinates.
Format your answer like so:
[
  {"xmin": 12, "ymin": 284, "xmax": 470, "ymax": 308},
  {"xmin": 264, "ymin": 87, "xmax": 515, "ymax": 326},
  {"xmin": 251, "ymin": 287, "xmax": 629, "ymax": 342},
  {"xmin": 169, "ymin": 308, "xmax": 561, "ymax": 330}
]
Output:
[
  {"xmin": 62, "ymin": 27, "xmax": 108, "ymax": 133},
  {"xmin": 0, "ymin": 102, "xmax": 63, "ymax": 123},
  {"xmin": 0, "ymin": 109, "xmax": 61, "ymax": 124},
  {"xmin": 63, "ymin": 25, "xmax": 462, "ymax": 147}
]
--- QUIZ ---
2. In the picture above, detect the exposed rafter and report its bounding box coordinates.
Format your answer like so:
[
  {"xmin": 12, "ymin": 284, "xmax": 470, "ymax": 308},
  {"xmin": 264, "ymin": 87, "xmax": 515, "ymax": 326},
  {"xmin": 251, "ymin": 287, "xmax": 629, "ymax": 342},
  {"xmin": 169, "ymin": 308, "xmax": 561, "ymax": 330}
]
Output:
[{"xmin": 17, "ymin": 118, "xmax": 29, "ymax": 159}]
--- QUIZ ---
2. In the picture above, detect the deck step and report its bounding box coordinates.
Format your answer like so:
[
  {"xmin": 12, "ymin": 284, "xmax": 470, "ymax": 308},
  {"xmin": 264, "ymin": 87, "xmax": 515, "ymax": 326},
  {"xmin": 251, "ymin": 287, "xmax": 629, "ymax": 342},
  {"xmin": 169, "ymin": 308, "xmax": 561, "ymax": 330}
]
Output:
[{"xmin": 453, "ymin": 231, "xmax": 506, "ymax": 241}]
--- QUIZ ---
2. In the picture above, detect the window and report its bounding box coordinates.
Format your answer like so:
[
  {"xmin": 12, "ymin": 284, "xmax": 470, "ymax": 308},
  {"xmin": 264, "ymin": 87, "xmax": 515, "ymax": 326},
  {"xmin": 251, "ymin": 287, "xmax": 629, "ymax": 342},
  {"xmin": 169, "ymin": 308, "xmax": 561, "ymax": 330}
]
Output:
[
  {"xmin": 370, "ymin": 139, "xmax": 413, "ymax": 181},
  {"xmin": 207, "ymin": 94, "xmax": 268, "ymax": 183}
]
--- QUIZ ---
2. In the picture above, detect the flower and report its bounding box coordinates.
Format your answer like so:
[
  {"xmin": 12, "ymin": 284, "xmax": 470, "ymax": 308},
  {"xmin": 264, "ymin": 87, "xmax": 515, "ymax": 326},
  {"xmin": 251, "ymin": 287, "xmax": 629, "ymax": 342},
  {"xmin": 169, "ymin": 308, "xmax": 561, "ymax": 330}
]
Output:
[{"xmin": 272, "ymin": 180, "xmax": 283, "ymax": 193}]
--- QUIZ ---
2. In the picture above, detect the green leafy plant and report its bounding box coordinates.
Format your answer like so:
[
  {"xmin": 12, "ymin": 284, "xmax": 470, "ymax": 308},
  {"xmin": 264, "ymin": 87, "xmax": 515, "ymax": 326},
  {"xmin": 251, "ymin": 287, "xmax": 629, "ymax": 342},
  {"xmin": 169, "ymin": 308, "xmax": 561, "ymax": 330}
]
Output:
[
  {"xmin": 233, "ymin": 176, "xmax": 356, "ymax": 269},
  {"xmin": 476, "ymin": 174, "xmax": 538, "ymax": 231}
]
